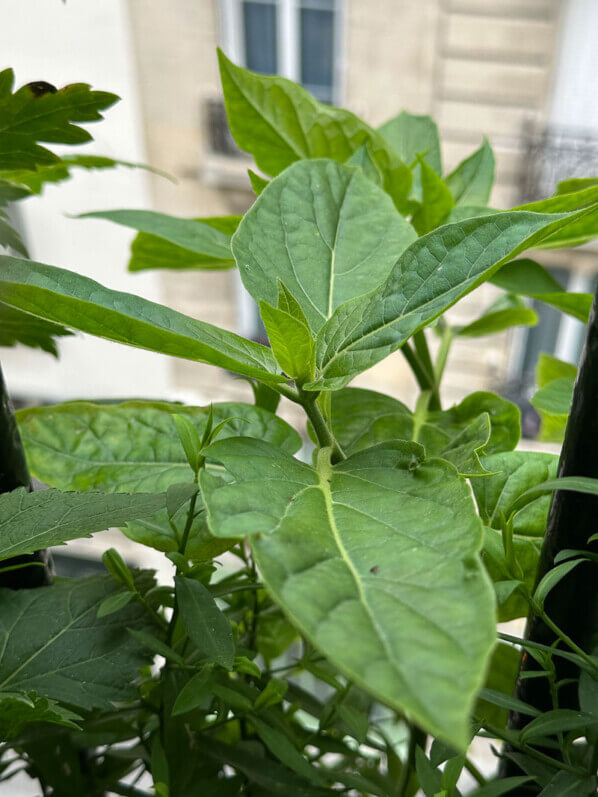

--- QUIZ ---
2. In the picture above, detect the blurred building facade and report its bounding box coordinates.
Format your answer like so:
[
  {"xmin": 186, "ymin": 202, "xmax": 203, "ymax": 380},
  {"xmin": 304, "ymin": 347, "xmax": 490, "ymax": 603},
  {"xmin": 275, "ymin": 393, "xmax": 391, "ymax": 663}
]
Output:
[{"xmin": 125, "ymin": 0, "xmax": 598, "ymax": 421}]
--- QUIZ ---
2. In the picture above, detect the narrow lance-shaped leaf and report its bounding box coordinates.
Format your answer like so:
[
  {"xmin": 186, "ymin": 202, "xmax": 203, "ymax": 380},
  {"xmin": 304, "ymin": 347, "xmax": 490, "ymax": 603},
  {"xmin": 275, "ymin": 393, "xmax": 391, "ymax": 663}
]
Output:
[
  {"xmin": 80, "ymin": 209, "xmax": 240, "ymax": 270},
  {"xmin": 455, "ymin": 294, "xmax": 538, "ymax": 338},
  {"xmin": 0, "ymin": 486, "xmax": 167, "ymax": 561},
  {"xmin": 308, "ymin": 205, "xmax": 598, "ymax": 391},
  {"xmin": 445, "ymin": 139, "xmax": 495, "ymax": 207},
  {"xmin": 0, "ymin": 256, "xmax": 283, "ymax": 381},
  {"xmin": 217, "ymin": 49, "xmax": 412, "ymax": 211},
  {"xmin": 232, "ymin": 159, "xmax": 417, "ymax": 333},
  {"xmin": 200, "ymin": 437, "xmax": 495, "ymax": 747},
  {"xmin": 175, "ymin": 576, "xmax": 234, "ymax": 669}
]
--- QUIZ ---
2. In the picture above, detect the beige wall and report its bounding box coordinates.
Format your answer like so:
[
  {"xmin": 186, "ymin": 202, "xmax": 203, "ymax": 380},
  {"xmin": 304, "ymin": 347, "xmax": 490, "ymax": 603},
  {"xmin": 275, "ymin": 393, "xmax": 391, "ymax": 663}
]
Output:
[{"xmin": 125, "ymin": 0, "xmax": 569, "ymax": 416}]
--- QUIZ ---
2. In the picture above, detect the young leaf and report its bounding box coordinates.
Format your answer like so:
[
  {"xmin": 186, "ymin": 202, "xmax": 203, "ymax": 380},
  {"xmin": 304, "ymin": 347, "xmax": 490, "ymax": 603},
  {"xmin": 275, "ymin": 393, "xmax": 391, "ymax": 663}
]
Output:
[
  {"xmin": 537, "ymin": 353, "xmax": 577, "ymax": 387},
  {"xmin": 519, "ymin": 708, "xmax": 598, "ymax": 743},
  {"xmin": 172, "ymin": 667, "xmax": 212, "ymax": 716},
  {"xmin": 96, "ymin": 590, "xmax": 134, "ymax": 618},
  {"xmin": 445, "ymin": 138, "xmax": 495, "ymax": 206},
  {"xmin": 0, "ymin": 303, "xmax": 72, "ymax": 356},
  {"xmin": 531, "ymin": 377, "xmax": 574, "ymax": 416},
  {"xmin": 378, "ymin": 111, "xmax": 442, "ymax": 174},
  {"xmin": 175, "ymin": 575, "xmax": 235, "ymax": 669},
  {"xmin": 0, "ymin": 69, "xmax": 118, "ymax": 170},
  {"xmin": 456, "ymin": 294, "xmax": 538, "ymax": 338},
  {"xmin": 477, "ymin": 688, "xmax": 540, "ymax": 719},
  {"xmin": 410, "ymin": 157, "xmax": 454, "ymax": 235},
  {"xmin": 102, "ymin": 547, "xmax": 136, "ymax": 591},
  {"xmin": 217, "ymin": 49, "xmax": 412, "ymax": 211},
  {"xmin": 166, "ymin": 483, "xmax": 199, "ymax": 519},
  {"xmin": 201, "ymin": 437, "xmax": 495, "ymax": 748},
  {"xmin": 232, "ymin": 159, "xmax": 416, "ymax": 332},
  {"xmin": 0, "ymin": 487, "xmax": 166, "ymax": 561},
  {"xmin": 172, "ymin": 413, "xmax": 202, "ymax": 473},
  {"xmin": 259, "ymin": 301, "xmax": 315, "ymax": 381},
  {"xmin": 533, "ymin": 559, "xmax": 584, "ymax": 610},
  {"xmin": 483, "ymin": 527, "xmax": 541, "ymax": 621},
  {"xmin": 248, "ymin": 168, "xmax": 269, "ymax": 195},
  {"xmin": 254, "ymin": 677, "xmax": 288, "ymax": 711},
  {"xmin": 309, "ymin": 206, "xmax": 598, "ymax": 390},
  {"xmin": 0, "ymin": 573, "xmax": 156, "ymax": 709},
  {"xmin": 0, "ymin": 256, "xmax": 283, "ymax": 382},
  {"xmin": 80, "ymin": 209, "xmax": 238, "ymax": 270}
]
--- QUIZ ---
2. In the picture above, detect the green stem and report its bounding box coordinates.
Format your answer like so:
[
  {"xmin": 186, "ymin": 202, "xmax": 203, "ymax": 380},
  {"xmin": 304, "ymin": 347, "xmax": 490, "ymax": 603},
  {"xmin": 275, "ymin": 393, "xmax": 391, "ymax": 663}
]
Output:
[
  {"xmin": 401, "ymin": 339, "xmax": 441, "ymax": 412},
  {"xmin": 413, "ymin": 330, "xmax": 441, "ymax": 411},
  {"xmin": 396, "ymin": 723, "xmax": 426, "ymax": 797},
  {"xmin": 299, "ymin": 390, "xmax": 345, "ymax": 463},
  {"xmin": 537, "ymin": 605, "xmax": 598, "ymax": 678},
  {"xmin": 463, "ymin": 757, "xmax": 486, "ymax": 787},
  {"xmin": 434, "ymin": 321, "xmax": 453, "ymax": 384}
]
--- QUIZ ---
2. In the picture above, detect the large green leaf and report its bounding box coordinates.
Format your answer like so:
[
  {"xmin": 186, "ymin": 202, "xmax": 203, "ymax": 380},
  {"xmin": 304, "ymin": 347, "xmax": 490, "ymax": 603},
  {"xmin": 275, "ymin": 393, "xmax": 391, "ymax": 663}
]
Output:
[
  {"xmin": 217, "ymin": 50, "xmax": 411, "ymax": 212},
  {"xmin": 0, "ymin": 256, "xmax": 283, "ymax": 381},
  {"xmin": 308, "ymin": 207, "xmax": 598, "ymax": 390},
  {"xmin": 200, "ymin": 437, "xmax": 495, "ymax": 747},
  {"xmin": 81, "ymin": 210, "xmax": 239, "ymax": 270},
  {"xmin": 445, "ymin": 139, "xmax": 494, "ymax": 207},
  {"xmin": 0, "ymin": 302, "xmax": 72, "ymax": 355},
  {"xmin": 232, "ymin": 159, "xmax": 416, "ymax": 333},
  {"xmin": 491, "ymin": 259, "xmax": 592, "ymax": 322},
  {"xmin": 0, "ymin": 573, "xmax": 155, "ymax": 709},
  {"xmin": 514, "ymin": 184, "xmax": 598, "ymax": 249},
  {"xmin": 472, "ymin": 451, "xmax": 558, "ymax": 537},
  {"xmin": 0, "ymin": 70, "xmax": 118, "ymax": 170},
  {"xmin": 0, "ymin": 486, "xmax": 166, "ymax": 561},
  {"xmin": 17, "ymin": 400, "xmax": 299, "ymax": 558}
]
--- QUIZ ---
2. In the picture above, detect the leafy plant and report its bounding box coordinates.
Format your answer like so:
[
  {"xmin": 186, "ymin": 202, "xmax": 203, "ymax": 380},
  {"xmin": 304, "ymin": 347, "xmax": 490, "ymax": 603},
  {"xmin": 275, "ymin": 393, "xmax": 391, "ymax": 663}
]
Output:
[{"xmin": 0, "ymin": 53, "xmax": 597, "ymax": 796}]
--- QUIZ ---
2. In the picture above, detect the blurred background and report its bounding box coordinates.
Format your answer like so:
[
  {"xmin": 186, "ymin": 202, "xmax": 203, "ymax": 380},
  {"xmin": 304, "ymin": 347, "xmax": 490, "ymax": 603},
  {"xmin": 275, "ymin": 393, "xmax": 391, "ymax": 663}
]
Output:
[{"xmin": 1, "ymin": 1, "xmax": 597, "ymax": 792}]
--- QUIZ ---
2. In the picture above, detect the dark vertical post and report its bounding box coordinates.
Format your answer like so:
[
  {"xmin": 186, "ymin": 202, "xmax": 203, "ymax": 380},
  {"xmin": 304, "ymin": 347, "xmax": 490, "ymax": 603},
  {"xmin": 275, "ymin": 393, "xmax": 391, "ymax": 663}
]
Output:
[
  {"xmin": 502, "ymin": 281, "xmax": 598, "ymax": 786},
  {"xmin": 0, "ymin": 362, "xmax": 51, "ymax": 587}
]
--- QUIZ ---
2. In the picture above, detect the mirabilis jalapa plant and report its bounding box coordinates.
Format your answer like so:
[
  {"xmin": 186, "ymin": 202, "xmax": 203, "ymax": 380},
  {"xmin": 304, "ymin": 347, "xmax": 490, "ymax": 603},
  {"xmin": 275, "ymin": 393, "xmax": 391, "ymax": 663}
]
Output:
[{"xmin": 0, "ymin": 50, "xmax": 597, "ymax": 795}]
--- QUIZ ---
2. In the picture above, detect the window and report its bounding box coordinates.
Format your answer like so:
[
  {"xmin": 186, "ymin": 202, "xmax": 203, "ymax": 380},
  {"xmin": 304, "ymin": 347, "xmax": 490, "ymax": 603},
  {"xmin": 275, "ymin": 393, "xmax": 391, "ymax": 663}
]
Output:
[{"xmin": 220, "ymin": 0, "xmax": 341, "ymax": 104}]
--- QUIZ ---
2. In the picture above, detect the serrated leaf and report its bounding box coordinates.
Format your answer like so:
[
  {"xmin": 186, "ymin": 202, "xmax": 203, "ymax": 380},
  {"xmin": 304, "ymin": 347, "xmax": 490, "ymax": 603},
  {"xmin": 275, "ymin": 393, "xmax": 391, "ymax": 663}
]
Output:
[
  {"xmin": 0, "ymin": 573, "xmax": 155, "ymax": 709},
  {"xmin": 0, "ymin": 256, "xmax": 282, "ymax": 381},
  {"xmin": 217, "ymin": 50, "xmax": 412, "ymax": 211},
  {"xmin": 201, "ymin": 437, "xmax": 495, "ymax": 747},
  {"xmin": 446, "ymin": 138, "xmax": 495, "ymax": 207},
  {"xmin": 81, "ymin": 209, "xmax": 238, "ymax": 269},
  {"xmin": 0, "ymin": 691, "xmax": 81, "ymax": 739},
  {"xmin": 0, "ymin": 303, "xmax": 72, "ymax": 355},
  {"xmin": 232, "ymin": 159, "xmax": 416, "ymax": 333},
  {"xmin": 175, "ymin": 576, "xmax": 234, "ymax": 669},
  {"xmin": 0, "ymin": 70, "xmax": 118, "ymax": 169},
  {"xmin": 0, "ymin": 486, "xmax": 166, "ymax": 561},
  {"xmin": 456, "ymin": 294, "xmax": 537, "ymax": 338},
  {"xmin": 308, "ymin": 207, "xmax": 596, "ymax": 390}
]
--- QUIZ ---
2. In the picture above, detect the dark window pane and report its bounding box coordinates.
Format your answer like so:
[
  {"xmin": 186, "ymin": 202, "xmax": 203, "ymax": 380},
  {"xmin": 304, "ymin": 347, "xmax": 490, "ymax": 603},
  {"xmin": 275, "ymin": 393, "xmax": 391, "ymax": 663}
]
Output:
[
  {"xmin": 243, "ymin": 2, "xmax": 277, "ymax": 75},
  {"xmin": 300, "ymin": 8, "xmax": 334, "ymax": 102}
]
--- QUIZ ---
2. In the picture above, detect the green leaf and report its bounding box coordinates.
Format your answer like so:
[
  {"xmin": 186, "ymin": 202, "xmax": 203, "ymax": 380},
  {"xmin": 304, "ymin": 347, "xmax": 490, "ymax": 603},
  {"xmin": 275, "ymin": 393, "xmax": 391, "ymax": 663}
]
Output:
[
  {"xmin": 445, "ymin": 138, "xmax": 495, "ymax": 206},
  {"xmin": 128, "ymin": 628, "xmax": 184, "ymax": 665},
  {"xmin": 491, "ymin": 258, "xmax": 592, "ymax": 322},
  {"xmin": 515, "ymin": 475, "xmax": 598, "ymax": 509},
  {"xmin": 172, "ymin": 667, "xmax": 213, "ymax": 716},
  {"xmin": 472, "ymin": 451, "xmax": 558, "ymax": 535},
  {"xmin": 514, "ymin": 183, "xmax": 598, "ymax": 249},
  {"xmin": 328, "ymin": 388, "xmax": 519, "ymax": 475},
  {"xmin": 172, "ymin": 414, "xmax": 202, "ymax": 473},
  {"xmin": 533, "ymin": 559, "xmax": 584, "ymax": 610},
  {"xmin": 259, "ymin": 300, "xmax": 315, "ymax": 381},
  {"xmin": 0, "ymin": 303, "xmax": 72, "ymax": 355},
  {"xmin": 456, "ymin": 294, "xmax": 537, "ymax": 338},
  {"xmin": 0, "ymin": 486, "xmax": 166, "ymax": 561},
  {"xmin": 0, "ymin": 213, "xmax": 27, "ymax": 255},
  {"xmin": 533, "ymin": 354, "xmax": 577, "ymax": 443},
  {"xmin": 537, "ymin": 353, "xmax": 577, "ymax": 387},
  {"xmin": 0, "ymin": 691, "xmax": 81, "ymax": 739},
  {"xmin": 254, "ymin": 677, "xmax": 288, "ymax": 711},
  {"xmin": 482, "ymin": 526, "xmax": 541, "ymax": 621},
  {"xmin": 415, "ymin": 747, "xmax": 442, "ymax": 797},
  {"xmin": 531, "ymin": 377, "xmax": 574, "ymax": 416},
  {"xmin": 468, "ymin": 777, "xmax": 533, "ymax": 796},
  {"xmin": 248, "ymin": 168, "xmax": 269, "ymax": 196},
  {"xmin": 80, "ymin": 209, "xmax": 239, "ymax": 270},
  {"xmin": 474, "ymin": 642, "xmax": 522, "ymax": 728},
  {"xmin": 217, "ymin": 50, "xmax": 412, "ymax": 211},
  {"xmin": 309, "ymin": 207, "xmax": 595, "ymax": 390},
  {"xmin": 538, "ymin": 771, "xmax": 597, "ymax": 796},
  {"xmin": 520, "ymin": 708, "xmax": 598, "ymax": 743},
  {"xmin": 201, "ymin": 438, "xmax": 495, "ymax": 747},
  {"xmin": 232, "ymin": 159, "xmax": 416, "ymax": 333},
  {"xmin": 0, "ymin": 256, "xmax": 282, "ymax": 381},
  {"xmin": 102, "ymin": 547, "xmax": 136, "ymax": 591},
  {"xmin": 556, "ymin": 177, "xmax": 598, "ymax": 195},
  {"xmin": 96, "ymin": 590, "xmax": 134, "ymax": 618},
  {"xmin": 378, "ymin": 111, "xmax": 442, "ymax": 174},
  {"xmin": 175, "ymin": 576, "xmax": 235, "ymax": 669},
  {"xmin": 0, "ymin": 70, "xmax": 118, "ymax": 169},
  {"xmin": 0, "ymin": 572, "xmax": 155, "ymax": 709},
  {"xmin": 411, "ymin": 157, "xmax": 454, "ymax": 235},
  {"xmin": 250, "ymin": 716, "xmax": 324, "ymax": 785}
]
